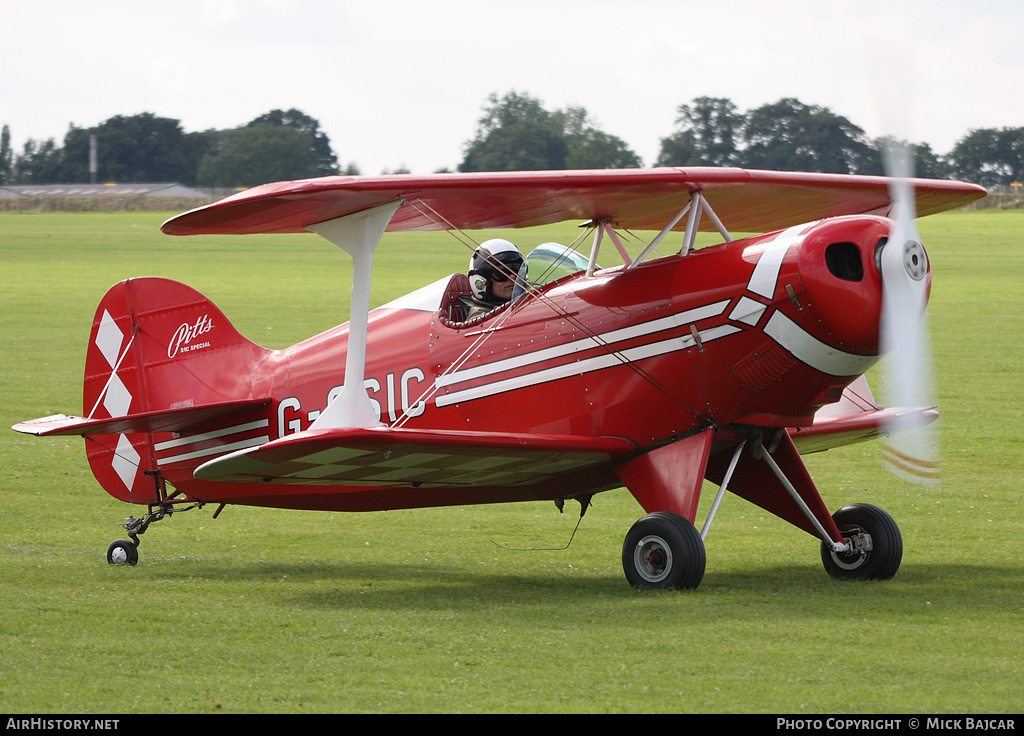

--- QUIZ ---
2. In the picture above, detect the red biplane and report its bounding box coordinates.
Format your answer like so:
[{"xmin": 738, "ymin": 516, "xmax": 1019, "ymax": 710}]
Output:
[{"xmin": 13, "ymin": 166, "xmax": 985, "ymax": 588}]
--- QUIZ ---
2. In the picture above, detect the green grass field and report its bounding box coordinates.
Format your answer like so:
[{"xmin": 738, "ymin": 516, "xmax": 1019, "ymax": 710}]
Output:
[{"xmin": 1, "ymin": 210, "xmax": 1022, "ymax": 714}]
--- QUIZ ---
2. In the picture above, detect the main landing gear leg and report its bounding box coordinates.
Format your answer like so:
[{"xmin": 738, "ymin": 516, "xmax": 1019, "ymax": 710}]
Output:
[
  {"xmin": 749, "ymin": 432, "xmax": 903, "ymax": 579},
  {"xmin": 706, "ymin": 429, "xmax": 904, "ymax": 581}
]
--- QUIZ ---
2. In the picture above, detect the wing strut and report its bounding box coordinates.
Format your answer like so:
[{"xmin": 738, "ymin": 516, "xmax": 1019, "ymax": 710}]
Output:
[
  {"xmin": 306, "ymin": 200, "xmax": 403, "ymax": 430},
  {"xmin": 599, "ymin": 191, "xmax": 733, "ymax": 272}
]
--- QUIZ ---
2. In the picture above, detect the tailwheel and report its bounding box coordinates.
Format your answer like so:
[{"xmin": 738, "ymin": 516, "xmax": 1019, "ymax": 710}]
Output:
[
  {"xmin": 106, "ymin": 539, "xmax": 139, "ymax": 566},
  {"xmin": 622, "ymin": 512, "xmax": 706, "ymax": 590},
  {"xmin": 821, "ymin": 503, "xmax": 903, "ymax": 580},
  {"xmin": 102, "ymin": 500, "xmax": 207, "ymax": 567}
]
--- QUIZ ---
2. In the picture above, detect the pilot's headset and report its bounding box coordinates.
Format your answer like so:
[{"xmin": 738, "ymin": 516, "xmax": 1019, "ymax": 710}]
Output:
[{"xmin": 469, "ymin": 239, "xmax": 524, "ymax": 302}]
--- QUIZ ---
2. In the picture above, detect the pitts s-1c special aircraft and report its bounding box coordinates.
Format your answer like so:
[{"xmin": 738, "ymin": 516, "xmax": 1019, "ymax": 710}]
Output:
[{"xmin": 13, "ymin": 164, "xmax": 986, "ymax": 589}]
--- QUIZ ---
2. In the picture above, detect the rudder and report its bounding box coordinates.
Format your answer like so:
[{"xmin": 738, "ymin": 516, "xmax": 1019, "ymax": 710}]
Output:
[{"xmin": 83, "ymin": 277, "xmax": 269, "ymax": 504}]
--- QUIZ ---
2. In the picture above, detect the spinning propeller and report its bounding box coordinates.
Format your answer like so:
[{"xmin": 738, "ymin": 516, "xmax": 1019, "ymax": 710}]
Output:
[
  {"xmin": 861, "ymin": 5, "xmax": 940, "ymax": 486},
  {"xmin": 877, "ymin": 139, "xmax": 940, "ymax": 486}
]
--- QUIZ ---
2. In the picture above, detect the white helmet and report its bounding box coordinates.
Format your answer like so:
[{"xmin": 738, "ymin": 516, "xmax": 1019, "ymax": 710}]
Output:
[{"xmin": 468, "ymin": 239, "xmax": 524, "ymax": 301}]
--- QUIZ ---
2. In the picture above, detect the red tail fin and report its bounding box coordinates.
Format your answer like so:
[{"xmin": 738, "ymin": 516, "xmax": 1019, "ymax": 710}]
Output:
[{"xmin": 81, "ymin": 278, "xmax": 269, "ymax": 503}]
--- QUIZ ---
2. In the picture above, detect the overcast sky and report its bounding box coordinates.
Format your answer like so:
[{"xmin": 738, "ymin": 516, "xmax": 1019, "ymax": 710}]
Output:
[{"xmin": 3, "ymin": 0, "xmax": 1021, "ymax": 176}]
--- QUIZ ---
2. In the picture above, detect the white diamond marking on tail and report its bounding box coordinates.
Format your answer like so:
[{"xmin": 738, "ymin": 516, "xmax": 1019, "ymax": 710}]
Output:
[
  {"xmin": 112, "ymin": 434, "xmax": 141, "ymax": 491},
  {"xmin": 95, "ymin": 310, "xmax": 124, "ymax": 368},
  {"xmin": 94, "ymin": 309, "xmax": 139, "ymax": 487},
  {"xmin": 91, "ymin": 307, "xmax": 135, "ymax": 420},
  {"xmin": 103, "ymin": 373, "xmax": 133, "ymax": 417}
]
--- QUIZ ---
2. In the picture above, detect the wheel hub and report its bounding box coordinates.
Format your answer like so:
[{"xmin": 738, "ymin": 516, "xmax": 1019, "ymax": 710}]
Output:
[
  {"xmin": 829, "ymin": 529, "xmax": 873, "ymax": 570},
  {"xmin": 634, "ymin": 535, "xmax": 673, "ymax": 583}
]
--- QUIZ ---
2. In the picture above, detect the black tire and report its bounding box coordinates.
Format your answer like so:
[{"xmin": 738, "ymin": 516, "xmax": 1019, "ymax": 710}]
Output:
[
  {"xmin": 622, "ymin": 512, "xmax": 706, "ymax": 589},
  {"xmin": 820, "ymin": 503, "xmax": 902, "ymax": 580},
  {"xmin": 107, "ymin": 539, "xmax": 139, "ymax": 566}
]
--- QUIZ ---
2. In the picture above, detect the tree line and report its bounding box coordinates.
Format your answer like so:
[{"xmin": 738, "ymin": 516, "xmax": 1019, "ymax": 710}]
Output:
[
  {"xmin": 1, "ymin": 93, "xmax": 1021, "ymax": 189},
  {"xmin": 0, "ymin": 109, "xmax": 353, "ymax": 189},
  {"xmin": 463, "ymin": 93, "xmax": 1023, "ymax": 188}
]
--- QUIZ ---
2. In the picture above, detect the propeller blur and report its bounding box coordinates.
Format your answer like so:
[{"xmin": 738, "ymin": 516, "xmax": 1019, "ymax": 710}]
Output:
[{"xmin": 879, "ymin": 141, "xmax": 941, "ymax": 485}]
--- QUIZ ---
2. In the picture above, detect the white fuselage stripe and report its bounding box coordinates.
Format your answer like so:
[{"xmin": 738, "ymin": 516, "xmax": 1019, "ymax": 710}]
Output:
[
  {"xmin": 153, "ymin": 419, "xmax": 270, "ymax": 451},
  {"xmin": 746, "ymin": 223, "xmax": 814, "ymax": 299},
  {"xmin": 764, "ymin": 312, "xmax": 877, "ymax": 377},
  {"xmin": 435, "ymin": 323, "xmax": 740, "ymax": 407},
  {"xmin": 157, "ymin": 435, "xmax": 271, "ymax": 466},
  {"xmin": 436, "ymin": 299, "xmax": 731, "ymax": 390}
]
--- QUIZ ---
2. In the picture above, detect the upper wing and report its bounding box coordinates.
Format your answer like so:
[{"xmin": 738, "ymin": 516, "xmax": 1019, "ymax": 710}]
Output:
[
  {"xmin": 161, "ymin": 167, "xmax": 986, "ymax": 237},
  {"xmin": 194, "ymin": 425, "xmax": 637, "ymax": 487}
]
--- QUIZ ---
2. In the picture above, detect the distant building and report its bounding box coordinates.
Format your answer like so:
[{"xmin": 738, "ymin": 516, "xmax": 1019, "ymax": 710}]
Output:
[
  {"xmin": 0, "ymin": 183, "xmax": 231, "ymax": 211},
  {"xmin": 0, "ymin": 183, "xmax": 216, "ymax": 199}
]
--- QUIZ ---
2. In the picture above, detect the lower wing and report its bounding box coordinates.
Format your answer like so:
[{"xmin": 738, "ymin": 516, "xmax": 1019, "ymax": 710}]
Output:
[
  {"xmin": 789, "ymin": 376, "xmax": 937, "ymax": 454},
  {"xmin": 194, "ymin": 426, "xmax": 638, "ymax": 488}
]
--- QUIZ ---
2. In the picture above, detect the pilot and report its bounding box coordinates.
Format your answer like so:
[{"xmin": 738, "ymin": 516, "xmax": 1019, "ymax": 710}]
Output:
[{"xmin": 463, "ymin": 239, "xmax": 526, "ymax": 321}]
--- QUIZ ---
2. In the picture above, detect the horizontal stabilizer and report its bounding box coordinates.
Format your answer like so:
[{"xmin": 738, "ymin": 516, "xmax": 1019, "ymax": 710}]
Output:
[
  {"xmin": 12, "ymin": 399, "xmax": 271, "ymax": 437},
  {"xmin": 194, "ymin": 426, "xmax": 637, "ymax": 488}
]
